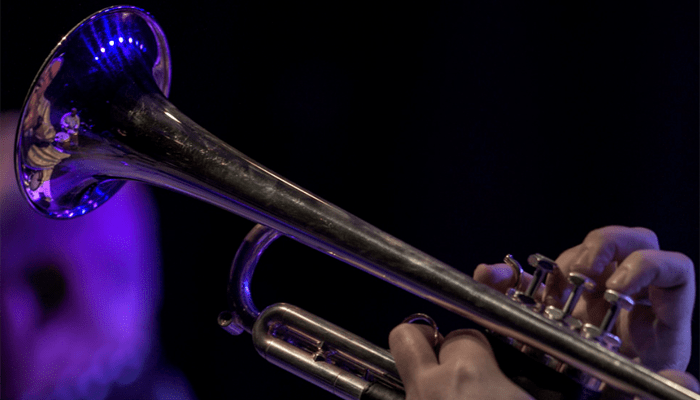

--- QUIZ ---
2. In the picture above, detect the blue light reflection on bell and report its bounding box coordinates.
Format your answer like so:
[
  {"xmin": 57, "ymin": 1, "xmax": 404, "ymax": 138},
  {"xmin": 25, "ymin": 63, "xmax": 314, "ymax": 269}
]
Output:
[{"xmin": 15, "ymin": 6, "xmax": 171, "ymax": 219}]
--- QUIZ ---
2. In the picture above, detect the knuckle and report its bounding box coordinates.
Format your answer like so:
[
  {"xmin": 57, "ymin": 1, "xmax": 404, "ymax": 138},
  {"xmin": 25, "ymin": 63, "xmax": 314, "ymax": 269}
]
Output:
[
  {"xmin": 583, "ymin": 227, "xmax": 608, "ymax": 246},
  {"xmin": 632, "ymin": 226, "xmax": 659, "ymax": 246},
  {"xmin": 582, "ymin": 226, "xmax": 661, "ymax": 254},
  {"xmin": 448, "ymin": 358, "xmax": 480, "ymax": 382},
  {"xmin": 389, "ymin": 323, "xmax": 434, "ymax": 350},
  {"xmin": 625, "ymin": 249, "xmax": 653, "ymax": 267},
  {"xmin": 686, "ymin": 260, "xmax": 696, "ymax": 282},
  {"xmin": 670, "ymin": 251, "xmax": 696, "ymax": 285},
  {"xmin": 675, "ymin": 252, "xmax": 695, "ymax": 273}
]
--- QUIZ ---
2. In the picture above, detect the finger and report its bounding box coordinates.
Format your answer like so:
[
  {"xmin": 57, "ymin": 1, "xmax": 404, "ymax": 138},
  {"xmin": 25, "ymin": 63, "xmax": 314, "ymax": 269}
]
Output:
[
  {"xmin": 557, "ymin": 226, "xmax": 659, "ymax": 279},
  {"xmin": 545, "ymin": 226, "xmax": 659, "ymax": 311},
  {"xmin": 389, "ymin": 323, "xmax": 440, "ymax": 389},
  {"xmin": 474, "ymin": 263, "xmax": 543, "ymax": 300},
  {"xmin": 607, "ymin": 249, "xmax": 695, "ymax": 293},
  {"xmin": 437, "ymin": 329, "xmax": 532, "ymax": 399},
  {"xmin": 474, "ymin": 263, "xmax": 520, "ymax": 293},
  {"xmin": 607, "ymin": 249, "xmax": 695, "ymax": 328}
]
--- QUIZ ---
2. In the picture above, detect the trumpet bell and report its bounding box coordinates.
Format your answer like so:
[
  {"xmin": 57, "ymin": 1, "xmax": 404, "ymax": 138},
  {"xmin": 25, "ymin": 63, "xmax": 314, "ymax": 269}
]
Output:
[{"xmin": 15, "ymin": 6, "xmax": 171, "ymax": 218}]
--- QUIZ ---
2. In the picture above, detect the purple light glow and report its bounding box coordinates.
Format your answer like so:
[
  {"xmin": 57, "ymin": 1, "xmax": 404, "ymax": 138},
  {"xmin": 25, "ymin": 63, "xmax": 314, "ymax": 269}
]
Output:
[
  {"xmin": 1, "ymin": 180, "xmax": 159, "ymax": 399},
  {"xmin": 2, "ymin": 111, "xmax": 192, "ymax": 399}
]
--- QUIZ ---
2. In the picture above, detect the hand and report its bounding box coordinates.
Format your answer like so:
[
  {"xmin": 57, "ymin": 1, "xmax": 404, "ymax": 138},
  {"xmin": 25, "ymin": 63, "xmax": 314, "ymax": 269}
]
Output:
[
  {"xmin": 389, "ymin": 323, "xmax": 534, "ymax": 400},
  {"xmin": 389, "ymin": 226, "xmax": 698, "ymax": 400},
  {"xmin": 389, "ymin": 325, "xmax": 698, "ymax": 400},
  {"xmin": 476, "ymin": 226, "xmax": 695, "ymax": 372}
]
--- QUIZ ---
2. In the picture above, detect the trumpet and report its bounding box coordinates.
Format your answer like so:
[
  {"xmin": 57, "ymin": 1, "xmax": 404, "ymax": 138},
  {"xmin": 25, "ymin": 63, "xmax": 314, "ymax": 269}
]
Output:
[{"xmin": 13, "ymin": 6, "xmax": 698, "ymax": 400}]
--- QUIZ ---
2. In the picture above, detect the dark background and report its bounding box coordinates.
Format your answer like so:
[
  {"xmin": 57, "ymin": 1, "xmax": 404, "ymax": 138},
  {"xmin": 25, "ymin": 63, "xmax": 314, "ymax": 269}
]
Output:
[{"xmin": 2, "ymin": 1, "xmax": 698, "ymax": 399}]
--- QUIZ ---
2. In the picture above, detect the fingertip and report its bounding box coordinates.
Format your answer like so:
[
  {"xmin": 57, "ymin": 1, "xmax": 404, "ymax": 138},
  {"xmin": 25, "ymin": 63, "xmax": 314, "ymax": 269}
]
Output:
[
  {"xmin": 474, "ymin": 263, "xmax": 516, "ymax": 293},
  {"xmin": 473, "ymin": 263, "xmax": 494, "ymax": 282},
  {"xmin": 388, "ymin": 323, "xmax": 415, "ymax": 349}
]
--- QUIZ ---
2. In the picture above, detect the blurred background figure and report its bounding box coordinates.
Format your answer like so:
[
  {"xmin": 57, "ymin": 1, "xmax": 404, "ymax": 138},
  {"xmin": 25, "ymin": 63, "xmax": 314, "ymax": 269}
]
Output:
[{"xmin": 1, "ymin": 111, "xmax": 196, "ymax": 400}]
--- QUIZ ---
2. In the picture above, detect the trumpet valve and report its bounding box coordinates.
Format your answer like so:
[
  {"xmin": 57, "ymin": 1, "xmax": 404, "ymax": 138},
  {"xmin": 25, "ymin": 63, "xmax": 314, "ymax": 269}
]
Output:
[
  {"xmin": 544, "ymin": 306, "xmax": 584, "ymax": 331},
  {"xmin": 579, "ymin": 290, "xmax": 633, "ymax": 354},
  {"xmin": 510, "ymin": 253, "xmax": 557, "ymax": 310},
  {"xmin": 599, "ymin": 289, "xmax": 635, "ymax": 334},
  {"xmin": 544, "ymin": 272, "xmax": 595, "ymax": 330}
]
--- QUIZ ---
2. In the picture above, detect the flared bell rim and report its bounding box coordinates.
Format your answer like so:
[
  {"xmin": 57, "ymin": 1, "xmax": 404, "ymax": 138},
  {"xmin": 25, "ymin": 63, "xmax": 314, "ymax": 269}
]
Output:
[{"xmin": 14, "ymin": 5, "xmax": 172, "ymax": 218}]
